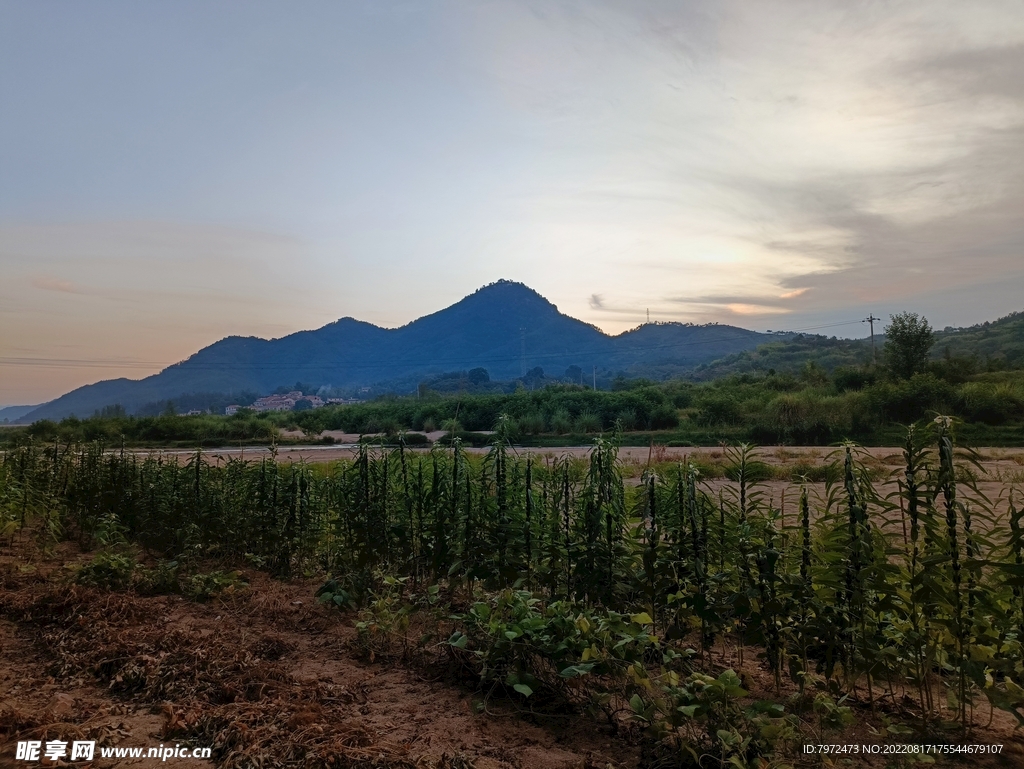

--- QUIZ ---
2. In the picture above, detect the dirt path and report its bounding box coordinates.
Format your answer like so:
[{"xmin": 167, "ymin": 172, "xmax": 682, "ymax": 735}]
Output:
[{"xmin": 116, "ymin": 442, "xmax": 1024, "ymax": 474}]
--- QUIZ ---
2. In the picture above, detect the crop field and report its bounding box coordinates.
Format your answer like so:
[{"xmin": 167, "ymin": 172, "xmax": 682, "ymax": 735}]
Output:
[{"xmin": 3, "ymin": 421, "xmax": 1024, "ymax": 768}]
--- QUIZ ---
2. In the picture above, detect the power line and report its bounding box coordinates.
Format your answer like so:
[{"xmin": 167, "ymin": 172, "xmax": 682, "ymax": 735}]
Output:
[{"xmin": 0, "ymin": 356, "xmax": 169, "ymax": 369}]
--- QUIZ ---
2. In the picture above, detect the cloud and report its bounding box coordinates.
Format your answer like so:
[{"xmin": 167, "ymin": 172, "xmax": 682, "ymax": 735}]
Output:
[
  {"xmin": 724, "ymin": 304, "xmax": 789, "ymax": 316},
  {"xmin": 449, "ymin": 1, "xmax": 1020, "ymax": 331},
  {"xmin": 33, "ymin": 276, "xmax": 84, "ymax": 294},
  {"xmin": 666, "ymin": 289, "xmax": 811, "ymax": 310},
  {"xmin": 904, "ymin": 43, "xmax": 1024, "ymax": 102},
  {"xmin": 5, "ymin": 0, "xmax": 1024, "ymax": 402},
  {"xmin": 676, "ymin": 7, "xmax": 1024, "ymax": 325}
]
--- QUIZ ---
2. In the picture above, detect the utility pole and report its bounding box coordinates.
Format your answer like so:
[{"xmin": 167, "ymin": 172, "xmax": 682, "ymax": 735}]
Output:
[
  {"xmin": 863, "ymin": 314, "xmax": 879, "ymax": 364},
  {"xmin": 592, "ymin": 365, "xmax": 596, "ymax": 391},
  {"xmin": 647, "ymin": 308, "xmax": 650, "ymax": 324}
]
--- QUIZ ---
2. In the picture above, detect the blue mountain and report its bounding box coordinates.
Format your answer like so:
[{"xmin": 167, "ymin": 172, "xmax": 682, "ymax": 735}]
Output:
[{"xmin": 22, "ymin": 281, "xmax": 767, "ymax": 420}]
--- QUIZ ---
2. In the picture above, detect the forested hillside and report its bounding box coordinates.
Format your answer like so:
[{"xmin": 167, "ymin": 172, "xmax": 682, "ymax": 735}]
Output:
[{"xmin": 20, "ymin": 281, "xmax": 767, "ymax": 422}]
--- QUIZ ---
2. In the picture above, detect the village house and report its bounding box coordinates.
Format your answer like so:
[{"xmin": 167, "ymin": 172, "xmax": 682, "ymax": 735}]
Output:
[
  {"xmin": 246, "ymin": 391, "xmax": 327, "ymax": 413},
  {"xmin": 226, "ymin": 392, "xmax": 332, "ymax": 415}
]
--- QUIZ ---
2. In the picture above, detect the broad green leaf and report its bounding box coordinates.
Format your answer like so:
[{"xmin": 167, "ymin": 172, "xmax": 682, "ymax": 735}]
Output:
[
  {"xmin": 559, "ymin": 663, "xmax": 595, "ymax": 678},
  {"xmin": 629, "ymin": 694, "xmax": 647, "ymax": 719},
  {"xmin": 447, "ymin": 632, "xmax": 468, "ymax": 649}
]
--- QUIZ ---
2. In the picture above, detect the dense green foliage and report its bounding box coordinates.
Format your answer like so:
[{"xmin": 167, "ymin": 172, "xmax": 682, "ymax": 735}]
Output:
[
  {"xmin": 6, "ymin": 309, "xmax": 1023, "ymax": 451},
  {"xmin": 7, "ymin": 363, "xmax": 1024, "ymax": 449},
  {"xmin": 688, "ymin": 334, "xmax": 874, "ymax": 381},
  {"xmin": 3, "ymin": 424, "xmax": 1024, "ymax": 764},
  {"xmin": 4, "ymin": 411, "xmax": 278, "ymax": 448},
  {"xmin": 884, "ymin": 312, "xmax": 935, "ymax": 380},
  {"xmin": 693, "ymin": 309, "xmax": 1024, "ymax": 384},
  {"xmin": 935, "ymin": 311, "xmax": 1024, "ymax": 369}
]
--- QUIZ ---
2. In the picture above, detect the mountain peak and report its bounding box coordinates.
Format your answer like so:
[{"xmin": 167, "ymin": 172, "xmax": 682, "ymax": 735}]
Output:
[
  {"xmin": 463, "ymin": 279, "xmax": 559, "ymax": 313},
  {"xmin": 475, "ymin": 278, "xmax": 535, "ymax": 292},
  {"xmin": 22, "ymin": 281, "xmax": 771, "ymax": 421},
  {"xmin": 469, "ymin": 279, "xmax": 553, "ymax": 304}
]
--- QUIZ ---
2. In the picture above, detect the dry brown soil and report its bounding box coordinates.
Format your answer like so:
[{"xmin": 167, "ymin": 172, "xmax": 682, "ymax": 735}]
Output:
[
  {"xmin": 0, "ymin": 536, "xmax": 633, "ymax": 769},
  {"xmin": 4, "ymin": 530, "xmax": 1024, "ymax": 768}
]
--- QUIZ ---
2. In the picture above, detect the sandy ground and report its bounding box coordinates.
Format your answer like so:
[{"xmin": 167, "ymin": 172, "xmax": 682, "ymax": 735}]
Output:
[{"xmin": 146, "ymin": 439, "xmax": 1024, "ymax": 467}]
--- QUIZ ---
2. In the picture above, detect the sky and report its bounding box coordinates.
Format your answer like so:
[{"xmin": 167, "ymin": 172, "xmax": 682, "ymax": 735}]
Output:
[{"xmin": 3, "ymin": 1, "xmax": 1024, "ymax": 406}]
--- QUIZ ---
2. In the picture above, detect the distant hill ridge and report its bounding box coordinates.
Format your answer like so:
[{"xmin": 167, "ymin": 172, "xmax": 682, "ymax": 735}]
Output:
[
  {"xmin": 687, "ymin": 309, "xmax": 1024, "ymax": 381},
  {"xmin": 22, "ymin": 282, "xmax": 1023, "ymax": 423},
  {"xmin": 22, "ymin": 280, "xmax": 766, "ymax": 421},
  {"xmin": 0, "ymin": 404, "xmax": 39, "ymax": 423}
]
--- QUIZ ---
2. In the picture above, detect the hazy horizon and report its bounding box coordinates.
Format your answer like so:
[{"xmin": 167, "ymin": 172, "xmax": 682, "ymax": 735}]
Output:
[
  {"xmin": 4, "ymin": 1, "xmax": 1024, "ymax": 405},
  {"xmin": 2, "ymin": 276, "xmax": 877, "ymax": 408}
]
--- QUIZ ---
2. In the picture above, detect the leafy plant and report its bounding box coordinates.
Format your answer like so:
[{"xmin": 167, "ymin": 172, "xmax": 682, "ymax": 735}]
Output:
[
  {"xmin": 185, "ymin": 570, "xmax": 248, "ymax": 601},
  {"xmin": 75, "ymin": 551, "xmax": 137, "ymax": 590}
]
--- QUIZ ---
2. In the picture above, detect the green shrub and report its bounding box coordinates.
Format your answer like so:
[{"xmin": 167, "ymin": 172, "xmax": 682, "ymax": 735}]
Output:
[
  {"xmin": 436, "ymin": 431, "xmax": 493, "ymax": 447},
  {"xmin": 575, "ymin": 411, "xmax": 603, "ymax": 434},
  {"xmin": 615, "ymin": 409, "xmax": 638, "ymax": 431},
  {"xmin": 667, "ymin": 385, "xmax": 695, "ymax": 408},
  {"xmin": 694, "ymin": 395, "xmax": 741, "ymax": 426},
  {"xmin": 633, "ymin": 669, "xmax": 799, "ymax": 765},
  {"xmin": 75, "ymin": 552, "xmax": 136, "ymax": 590},
  {"xmin": 350, "ymin": 575, "xmax": 438, "ymax": 660},
  {"xmin": 648, "ymin": 404, "xmax": 680, "ymax": 430},
  {"xmin": 445, "ymin": 590, "xmax": 659, "ymax": 702},
  {"xmin": 316, "ymin": 569, "xmax": 380, "ymax": 610},
  {"xmin": 832, "ymin": 366, "xmax": 876, "ymax": 392},
  {"xmin": 785, "ymin": 461, "xmax": 840, "ymax": 483},
  {"xmin": 518, "ymin": 412, "xmax": 547, "ymax": 435},
  {"xmin": 550, "ymin": 409, "xmax": 573, "ymax": 435},
  {"xmin": 752, "ymin": 393, "xmax": 852, "ymax": 444},
  {"xmin": 137, "ymin": 560, "xmax": 181, "ymax": 595},
  {"xmin": 959, "ymin": 382, "xmax": 1024, "ymax": 425},
  {"xmin": 185, "ymin": 570, "xmax": 248, "ymax": 601},
  {"xmin": 865, "ymin": 373, "xmax": 956, "ymax": 423}
]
